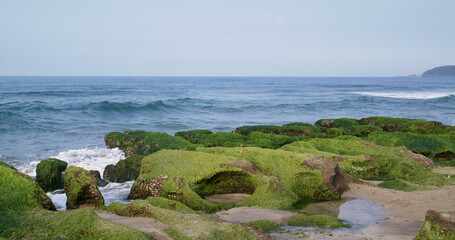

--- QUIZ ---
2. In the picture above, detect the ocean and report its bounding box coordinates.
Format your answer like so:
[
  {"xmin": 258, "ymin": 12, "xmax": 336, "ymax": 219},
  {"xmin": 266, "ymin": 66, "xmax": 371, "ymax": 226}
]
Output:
[{"xmin": 1, "ymin": 76, "xmax": 454, "ymax": 209}]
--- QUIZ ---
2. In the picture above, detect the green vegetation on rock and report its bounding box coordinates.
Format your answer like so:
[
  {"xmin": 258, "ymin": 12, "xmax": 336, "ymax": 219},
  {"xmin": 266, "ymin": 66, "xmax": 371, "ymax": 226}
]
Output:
[
  {"xmin": 107, "ymin": 199, "xmax": 256, "ymax": 240},
  {"xmin": 1, "ymin": 164, "xmax": 151, "ymax": 240},
  {"xmin": 0, "ymin": 161, "xmax": 17, "ymax": 171},
  {"xmin": 287, "ymin": 213, "xmax": 349, "ymax": 229},
  {"xmin": 103, "ymin": 155, "xmax": 143, "ymax": 183},
  {"xmin": 36, "ymin": 158, "xmax": 67, "ymax": 192},
  {"xmin": 105, "ymin": 130, "xmax": 192, "ymax": 157},
  {"xmin": 65, "ymin": 166, "xmax": 104, "ymax": 209},
  {"xmin": 246, "ymin": 219, "xmax": 281, "ymax": 232},
  {"xmin": 414, "ymin": 210, "xmax": 455, "ymax": 239}
]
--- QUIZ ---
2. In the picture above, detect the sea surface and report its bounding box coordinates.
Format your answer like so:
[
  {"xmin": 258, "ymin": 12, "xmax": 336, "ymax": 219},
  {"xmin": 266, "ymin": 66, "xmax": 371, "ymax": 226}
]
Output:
[{"xmin": 1, "ymin": 76, "xmax": 454, "ymax": 208}]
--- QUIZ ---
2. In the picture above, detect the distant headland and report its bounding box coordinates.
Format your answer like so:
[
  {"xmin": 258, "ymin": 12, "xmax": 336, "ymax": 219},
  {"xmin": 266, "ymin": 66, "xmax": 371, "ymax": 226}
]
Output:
[{"xmin": 421, "ymin": 65, "xmax": 455, "ymax": 77}]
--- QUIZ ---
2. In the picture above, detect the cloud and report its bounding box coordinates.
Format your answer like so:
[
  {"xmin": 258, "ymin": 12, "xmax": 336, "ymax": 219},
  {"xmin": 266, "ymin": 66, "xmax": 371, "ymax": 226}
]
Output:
[{"xmin": 260, "ymin": 14, "xmax": 292, "ymax": 26}]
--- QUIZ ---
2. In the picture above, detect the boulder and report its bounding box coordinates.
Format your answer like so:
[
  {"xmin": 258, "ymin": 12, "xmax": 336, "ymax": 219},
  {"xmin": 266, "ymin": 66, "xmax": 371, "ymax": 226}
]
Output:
[
  {"xmin": 36, "ymin": 158, "xmax": 68, "ymax": 192},
  {"xmin": 103, "ymin": 155, "xmax": 143, "ymax": 183},
  {"xmin": 415, "ymin": 210, "xmax": 455, "ymax": 239},
  {"xmin": 302, "ymin": 156, "xmax": 349, "ymax": 198},
  {"xmin": 64, "ymin": 166, "xmax": 104, "ymax": 209},
  {"xmin": 104, "ymin": 130, "xmax": 192, "ymax": 157},
  {"xmin": 0, "ymin": 164, "xmax": 56, "ymax": 211}
]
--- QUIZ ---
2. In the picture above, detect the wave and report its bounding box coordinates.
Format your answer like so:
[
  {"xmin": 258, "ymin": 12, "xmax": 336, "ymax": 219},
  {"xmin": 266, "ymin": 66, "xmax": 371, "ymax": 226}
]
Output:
[
  {"xmin": 14, "ymin": 147, "xmax": 125, "ymax": 178},
  {"xmin": 353, "ymin": 92, "xmax": 455, "ymax": 100}
]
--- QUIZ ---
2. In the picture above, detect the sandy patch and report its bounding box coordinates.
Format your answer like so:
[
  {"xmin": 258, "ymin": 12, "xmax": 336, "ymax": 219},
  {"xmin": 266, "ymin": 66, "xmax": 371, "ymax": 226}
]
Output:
[
  {"xmin": 213, "ymin": 207, "xmax": 297, "ymax": 224},
  {"xmin": 433, "ymin": 166, "xmax": 455, "ymax": 175},
  {"xmin": 344, "ymin": 183, "xmax": 455, "ymax": 220},
  {"xmin": 95, "ymin": 210, "xmax": 171, "ymax": 240}
]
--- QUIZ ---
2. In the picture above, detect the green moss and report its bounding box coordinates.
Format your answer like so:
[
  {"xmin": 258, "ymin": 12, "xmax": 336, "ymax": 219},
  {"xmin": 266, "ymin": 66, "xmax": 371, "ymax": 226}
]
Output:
[
  {"xmin": 36, "ymin": 158, "xmax": 68, "ymax": 192},
  {"xmin": 287, "ymin": 214, "xmax": 349, "ymax": 229},
  {"xmin": 145, "ymin": 197, "xmax": 196, "ymax": 213},
  {"xmin": 175, "ymin": 129, "xmax": 213, "ymax": 143},
  {"xmin": 314, "ymin": 118, "xmax": 359, "ymax": 130},
  {"xmin": 325, "ymin": 128, "xmax": 346, "ymax": 137},
  {"xmin": 234, "ymin": 125, "xmax": 281, "ymax": 135},
  {"xmin": 246, "ymin": 132, "xmax": 294, "ymax": 148},
  {"xmin": 358, "ymin": 116, "xmax": 437, "ymax": 132},
  {"xmin": 191, "ymin": 132, "xmax": 246, "ymax": 147},
  {"xmin": 105, "ymin": 130, "xmax": 192, "ymax": 157},
  {"xmin": 281, "ymin": 138, "xmax": 454, "ymax": 188},
  {"xmin": 103, "ymin": 155, "xmax": 143, "ymax": 183},
  {"xmin": 0, "ymin": 165, "xmax": 56, "ymax": 212},
  {"xmin": 0, "ymin": 161, "xmax": 17, "ymax": 171},
  {"xmin": 1, "ymin": 208, "xmax": 152, "ymax": 240},
  {"xmin": 234, "ymin": 125, "xmax": 321, "ymax": 137},
  {"xmin": 65, "ymin": 166, "xmax": 104, "ymax": 210},
  {"xmin": 246, "ymin": 219, "xmax": 281, "ymax": 232},
  {"xmin": 366, "ymin": 131, "xmax": 455, "ymax": 159},
  {"xmin": 282, "ymin": 122, "xmax": 314, "ymax": 127},
  {"xmin": 345, "ymin": 125, "xmax": 382, "ymax": 137}
]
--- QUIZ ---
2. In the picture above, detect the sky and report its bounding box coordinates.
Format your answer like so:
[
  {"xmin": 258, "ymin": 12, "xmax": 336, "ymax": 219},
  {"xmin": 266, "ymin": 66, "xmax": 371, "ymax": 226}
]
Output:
[{"xmin": 0, "ymin": 0, "xmax": 454, "ymax": 77}]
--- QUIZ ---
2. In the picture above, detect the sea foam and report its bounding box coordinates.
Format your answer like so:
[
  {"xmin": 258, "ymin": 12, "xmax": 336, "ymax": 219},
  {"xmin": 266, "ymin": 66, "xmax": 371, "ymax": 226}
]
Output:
[{"xmin": 354, "ymin": 92, "xmax": 454, "ymax": 100}]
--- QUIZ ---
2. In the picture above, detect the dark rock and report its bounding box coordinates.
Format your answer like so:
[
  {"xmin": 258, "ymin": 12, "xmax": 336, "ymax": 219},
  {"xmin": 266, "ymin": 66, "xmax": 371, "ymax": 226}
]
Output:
[
  {"xmin": 435, "ymin": 150, "xmax": 455, "ymax": 162},
  {"xmin": 36, "ymin": 158, "xmax": 68, "ymax": 192},
  {"xmin": 64, "ymin": 166, "xmax": 104, "ymax": 209},
  {"xmin": 302, "ymin": 156, "xmax": 349, "ymax": 198},
  {"xmin": 103, "ymin": 155, "xmax": 143, "ymax": 183}
]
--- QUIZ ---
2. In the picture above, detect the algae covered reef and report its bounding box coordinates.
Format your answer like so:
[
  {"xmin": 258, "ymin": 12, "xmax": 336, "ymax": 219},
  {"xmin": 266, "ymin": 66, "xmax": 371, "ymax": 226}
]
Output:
[{"xmin": 1, "ymin": 116, "xmax": 455, "ymax": 239}]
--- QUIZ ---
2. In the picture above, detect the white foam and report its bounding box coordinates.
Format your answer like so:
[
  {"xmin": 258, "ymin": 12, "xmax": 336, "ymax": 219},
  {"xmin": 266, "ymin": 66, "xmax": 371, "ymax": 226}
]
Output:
[
  {"xmin": 100, "ymin": 181, "xmax": 135, "ymax": 206},
  {"xmin": 52, "ymin": 147, "xmax": 125, "ymax": 174},
  {"xmin": 14, "ymin": 161, "xmax": 40, "ymax": 177},
  {"xmin": 354, "ymin": 92, "xmax": 454, "ymax": 100}
]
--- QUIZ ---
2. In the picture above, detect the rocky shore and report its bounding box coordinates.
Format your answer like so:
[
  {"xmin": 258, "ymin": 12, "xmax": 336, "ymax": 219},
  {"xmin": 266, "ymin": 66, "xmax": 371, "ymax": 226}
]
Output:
[{"xmin": 1, "ymin": 116, "xmax": 455, "ymax": 239}]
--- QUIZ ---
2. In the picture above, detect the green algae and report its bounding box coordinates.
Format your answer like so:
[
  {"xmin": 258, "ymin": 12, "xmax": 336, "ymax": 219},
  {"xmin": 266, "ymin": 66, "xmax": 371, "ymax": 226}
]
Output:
[
  {"xmin": 36, "ymin": 158, "xmax": 67, "ymax": 192},
  {"xmin": 109, "ymin": 199, "xmax": 256, "ymax": 240},
  {"xmin": 246, "ymin": 219, "xmax": 281, "ymax": 232},
  {"xmin": 65, "ymin": 166, "xmax": 104, "ymax": 210},
  {"xmin": 287, "ymin": 214, "xmax": 349, "ymax": 229},
  {"xmin": 105, "ymin": 130, "xmax": 192, "ymax": 157},
  {"xmin": 0, "ymin": 161, "xmax": 16, "ymax": 171},
  {"xmin": 103, "ymin": 155, "xmax": 143, "ymax": 183}
]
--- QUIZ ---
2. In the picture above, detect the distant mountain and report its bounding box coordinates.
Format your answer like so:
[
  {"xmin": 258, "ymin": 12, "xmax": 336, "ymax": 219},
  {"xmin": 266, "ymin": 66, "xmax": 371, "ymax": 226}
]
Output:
[{"xmin": 422, "ymin": 65, "xmax": 455, "ymax": 77}]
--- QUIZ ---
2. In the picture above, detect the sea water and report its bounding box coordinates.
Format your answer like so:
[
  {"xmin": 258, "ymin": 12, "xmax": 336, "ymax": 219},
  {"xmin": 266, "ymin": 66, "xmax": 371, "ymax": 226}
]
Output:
[{"xmin": 1, "ymin": 76, "xmax": 454, "ymax": 205}]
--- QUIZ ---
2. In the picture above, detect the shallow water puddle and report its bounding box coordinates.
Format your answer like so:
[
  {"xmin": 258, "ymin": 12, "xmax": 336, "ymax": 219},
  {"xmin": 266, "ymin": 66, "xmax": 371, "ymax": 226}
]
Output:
[{"xmin": 281, "ymin": 199, "xmax": 384, "ymax": 234}]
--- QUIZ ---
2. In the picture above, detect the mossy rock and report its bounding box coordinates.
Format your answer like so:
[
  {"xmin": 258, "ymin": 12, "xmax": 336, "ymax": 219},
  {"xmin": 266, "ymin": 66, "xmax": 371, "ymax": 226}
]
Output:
[
  {"xmin": 0, "ymin": 161, "xmax": 17, "ymax": 171},
  {"xmin": 366, "ymin": 131, "xmax": 455, "ymax": 159},
  {"xmin": 314, "ymin": 118, "xmax": 359, "ymax": 130},
  {"xmin": 0, "ymin": 164, "xmax": 56, "ymax": 212},
  {"xmin": 281, "ymin": 138, "xmax": 453, "ymax": 187},
  {"xmin": 234, "ymin": 125, "xmax": 321, "ymax": 137},
  {"xmin": 287, "ymin": 213, "xmax": 349, "ymax": 228},
  {"xmin": 65, "ymin": 166, "xmax": 104, "ymax": 210},
  {"xmin": 245, "ymin": 132, "xmax": 294, "ymax": 148},
  {"xmin": 36, "ymin": 158, "xmax": 68, "ymax": 192},
  {"xmin": 1, "ymin": 207, "xmax": 152, "ymax": 240},
  {"xmin": 175, "ymin": 129, "xmax": 213, "ymax": 143},
  {"xmin": 358, "ymin": 116, "xmax": 438, "ymax": 132},
  {"xmin": 414, "ymin": 210, "xmax": 455, "ymax": 239},
  {"xmin": 105, "ymin": 130, "xmax": 192, "ymax": 157},
  {"xmin": 103, "ymin": 155, "xmax": 143, "ymax": 183},
  {"xmin": 246, "ymin": 219, "xmax": 281, "ymax": 232},
  {"xmin": 111, "ymin": 199, "xmax": 256, "ymax": 240},
  {"xmin": 129, "ymin": 148, "xmax": 346, "ymax": 212}
]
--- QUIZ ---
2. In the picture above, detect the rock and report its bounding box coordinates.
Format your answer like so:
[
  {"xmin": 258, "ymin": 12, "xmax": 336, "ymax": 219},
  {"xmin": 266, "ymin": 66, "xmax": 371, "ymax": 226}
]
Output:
[
  {"xmin": 415, "ymin": 210, "xmax": 455, "ymax": 239},
  {"xmin": 401, "ymin": 147, "xmax": 434, "ymax": 168},
  {"xmin": 104, "ymin": 130, "xmax": 192, "ymax": 157},
  {"xmin": 64, "ymin": 166, "xmax": 104, "ymax": 209},
  {"xmin": 103, "ymin": 155, "xmax": 143, "ymax": 183},
  {"xmin": 0, "ymin": 161, "xmax": 17, "ymax": 170},
  {"xmin": 422, "ymin": 65, "xmax": 455, "ymax": 77},
  {"xmin": 435, "ymin": 150, "xmax": 455, "ymax": 162},
  {"xmin": 302, "ymin": 156, "xmax": 349, "ymax": 199},
  {"xmin": 89, "ymin": 170, "xmax": 108, "ymax": 186},
  {"xmin": 36, "ymin": 158, "xmax": 67, "ymax": 192},
  {"xmin": 0, "ymin": 163, "xmax": 56, "ymax": 211}
]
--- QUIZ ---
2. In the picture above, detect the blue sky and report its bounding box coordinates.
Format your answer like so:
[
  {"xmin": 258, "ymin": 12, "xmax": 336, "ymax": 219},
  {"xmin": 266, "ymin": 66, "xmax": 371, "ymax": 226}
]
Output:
[{"xmin": 0, "ymin": 0, "xmax": 454, "ymax": 76}]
